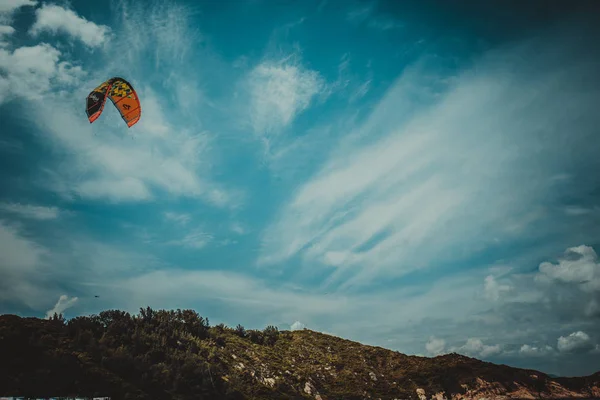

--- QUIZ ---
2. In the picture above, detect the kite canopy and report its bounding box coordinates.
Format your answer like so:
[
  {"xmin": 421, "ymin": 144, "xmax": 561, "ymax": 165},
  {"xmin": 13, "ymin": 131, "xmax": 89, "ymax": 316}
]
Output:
[{"xmin": 86, "ymin": 76, "xmax": 141, "ymax": 128}]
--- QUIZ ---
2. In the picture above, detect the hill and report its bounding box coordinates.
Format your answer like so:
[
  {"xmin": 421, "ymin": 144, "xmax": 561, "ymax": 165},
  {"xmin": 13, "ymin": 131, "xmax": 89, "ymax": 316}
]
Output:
[{"xmin": 0, "ymin": 309, "xmax": 599, "ymax": 399}]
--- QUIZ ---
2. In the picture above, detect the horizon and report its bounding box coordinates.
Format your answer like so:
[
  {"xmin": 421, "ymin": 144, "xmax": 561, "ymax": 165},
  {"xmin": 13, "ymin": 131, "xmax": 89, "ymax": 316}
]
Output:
[{"xmin": 1, "ymin": 0, "xmax": 600, "ymax": 377}]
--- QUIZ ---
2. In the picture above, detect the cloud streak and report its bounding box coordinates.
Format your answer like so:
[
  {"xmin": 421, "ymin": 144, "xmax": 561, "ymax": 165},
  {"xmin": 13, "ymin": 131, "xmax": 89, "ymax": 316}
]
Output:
[
  {"xmin": 0, "ymin": 203, "xmax": 60, "ymax": 220},
  {"xmin": 164, "ymin": 212, "xmax": 191, "ymax": 226},
  {"xmin": 45, "ymin": 294, "xmax": 78, "ymax": 319},
  {"xmin": 258, "ymin": 22, "xmax": 600, "ymax": 292}
]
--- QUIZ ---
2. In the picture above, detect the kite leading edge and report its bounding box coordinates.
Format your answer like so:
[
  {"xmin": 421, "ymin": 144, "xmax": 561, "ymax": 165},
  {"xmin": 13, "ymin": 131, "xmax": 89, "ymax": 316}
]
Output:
[{"xmin": 86, "ymin": 77, "xmax": 141, "ymax": 128}]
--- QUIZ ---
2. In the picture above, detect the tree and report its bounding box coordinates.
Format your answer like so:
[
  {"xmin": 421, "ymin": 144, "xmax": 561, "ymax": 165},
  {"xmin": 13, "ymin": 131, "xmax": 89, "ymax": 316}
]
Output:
[
  {"xmin": 263, "ymin": 325, "xmax": 280, "ymax": 346},
  {"xmin": 234, "ymin": 324, "xmax": 246, "ymax": 338},
  {"xmin": 49, "ymin": 312, "xmax": 66, "ymax": 326}
]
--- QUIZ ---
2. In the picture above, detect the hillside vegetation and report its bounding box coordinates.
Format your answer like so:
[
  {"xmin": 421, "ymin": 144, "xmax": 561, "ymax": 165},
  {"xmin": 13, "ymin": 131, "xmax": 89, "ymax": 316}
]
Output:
[{"xmin": 1, "ymin": 308, "xmax": 599, "ymax": 399}]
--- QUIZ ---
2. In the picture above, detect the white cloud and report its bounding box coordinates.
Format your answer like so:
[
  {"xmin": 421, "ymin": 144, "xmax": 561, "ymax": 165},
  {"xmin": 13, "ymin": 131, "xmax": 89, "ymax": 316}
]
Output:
[
  {"xmin": 451, "ymin": 338, "xmax": 502, "ymax": 358},
  {"xmin": 164, "ymin": 212, "xmax": 191, "ymax": 226},
  {"xmin": 519, "ymin": 344, "xmax": 555, "ymax": 357},
  {"xmin": 246, "ymin": 57, "xmax": 325, "ymax": 135},
  {"xmin": 167, "ymin": 231, "xmax": 213, "ymax": 249},
  {"xmin": 230, "ymin": 223, "xmax": 246, "ymax": 235},
  {"xmin": 2, "ymin": 0, "xmax": 599, "ymax": 378},
  {"xmin": 468, "ymin": 243, "xmax": 600, "ymax": 370},
  {"xmin": 346, "ymin": 4, "xmax": 402, "ymax": 31},
  {"xmin": 1, "ymin": 1, "xmax": 239, "ymax": 209},
  {"xmin": 425, "ymin": 336, "xmax": 446, "ymax": 356},
  {"xmin": 11, "ymin": 2, "xmax": 239, "ymax": 208},
  {"xmin": 0, "ymin": 24, "xmax": 14, "ymax": 47},
  {"xmin": 29, "ymin": 86, "xmax": 236, "ymax": 206},
  {"xmin": 484, "ymin": 275, "xmax": 511, "ymax": 301},
  {"xmin": 45, "ymin": 294, "xmax": 78, "ymax": 318},
  {"xmin": 258, "ymin": 24, "xmax": 600, "ymax": 290},
  {"xmin": 0, "ymin": 0, "xmax": 36, "ymax": 15},
  {"xmin": 0, "ymin": 202, "xmax": 60, "ymax": 220},
  {"xmin": 557, "ymin": 331, "xmax": 594, "ymax": 353},
  {"xmin": 75, "ymin": 177, "xmax": 151, "ymax": 202},
  {"xmin": 0, "ymin": 43, "xmax": 84, "ymax": 105},
  {"xmin": 291, "ymin": 321, "xmax": 305, "ymax": 331},
  {"xmin": 29, "ymin": 4, "xmax": 110, "ymax": 48},
  {"xmin": 346, "ymin": 5, "xmax": 372, "ymax": 23},
  {"xmin": 109, "ymin": 0, "xmax": 201, "ymax": 69},
  {"xmin": 349, "ymin": 78, "xmax": 371, "ymax": 102},
  {"xmin": 521, "ymin": 245, "xmax": 600, "ymax": 319},
  {"xmin": 536, "ymin": 245, "xmax": 600, "ymax": 292},
  {"xmin": 0, "ymin": 226, "xmax": 509, "ymax": 359}
]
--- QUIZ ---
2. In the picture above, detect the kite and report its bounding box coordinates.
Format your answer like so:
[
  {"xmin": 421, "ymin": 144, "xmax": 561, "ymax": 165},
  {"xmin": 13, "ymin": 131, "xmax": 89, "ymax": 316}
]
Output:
[{"xmin": 86, "ymin": 77, "xmax": 141, "ymax": 128}]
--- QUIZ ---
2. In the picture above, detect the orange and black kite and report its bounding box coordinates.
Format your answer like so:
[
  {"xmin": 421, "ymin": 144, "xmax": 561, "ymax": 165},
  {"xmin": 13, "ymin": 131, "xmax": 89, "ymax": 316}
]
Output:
[{"xmin": 86, "ymin": 77, "xmax": 141, "ymax": 128}]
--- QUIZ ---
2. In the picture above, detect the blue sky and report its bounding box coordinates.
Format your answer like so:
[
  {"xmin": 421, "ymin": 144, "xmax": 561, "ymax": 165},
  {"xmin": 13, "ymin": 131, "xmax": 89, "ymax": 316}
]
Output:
[{"xmin": 1, "ymin": 0, "xmax": 600, "ymax": 376}]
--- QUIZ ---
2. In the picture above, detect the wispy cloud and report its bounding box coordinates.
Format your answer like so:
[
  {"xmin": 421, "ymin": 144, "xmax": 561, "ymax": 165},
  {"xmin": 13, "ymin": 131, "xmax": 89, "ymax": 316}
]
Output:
[
  {"xmin": 164, "ymin": 212, "xmax": 191, "ymax": 226},
  {"xmin": 45, "ymin": 294, "xmax": 78, "ymax": 319},
  {"xmin": 258, "ymin": 24, "xmax": 600, "ymax": 291},
  {"xmin": 2, "ymin": 0, "xmax": 600, "ymax": 379},
  {"xmin": 167, "ymin": 230, "xmax": 213, "ymax": 249},
  {"xmin": 0, "ymin": 202, "xmax": 60, "ymax": 220},
  {"xmin": 346, "ymin": 3, "xmax": 402, "ymax": 31},
  {"xmin": 349, "ymin": 78, "xmax": 372, "ymax": 102},
  {"xmin": 244, "ymin": 56, "xmax": 325, "ymax": 137},
  {"xmin": 109, "ymin": 0, "xmax": 201, "ymax": 69},
  {"xmin": 111, "ymin": 268, "xmax": 354, "ymax": 326},
  {"xmin": 106, "ymin": 262, "xmax": 491, "ymax": 346},
  {"xmin": 6, "ymin": 2, "xmax": 239, "ymax": 208},
  {"xmin": 230, "ymin": 222, "xmax": 246, "ymax": 235},
  {"xmin": 346, "ymin": 4, "xmax": 373, "ymax": 23},
  {"xmin": 29, "ymin": 4, "xmax": 111, "ymax": 48},
  {"xmin": 75, "ymin": 177, "xmax": 152, "ymax": 202}
]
